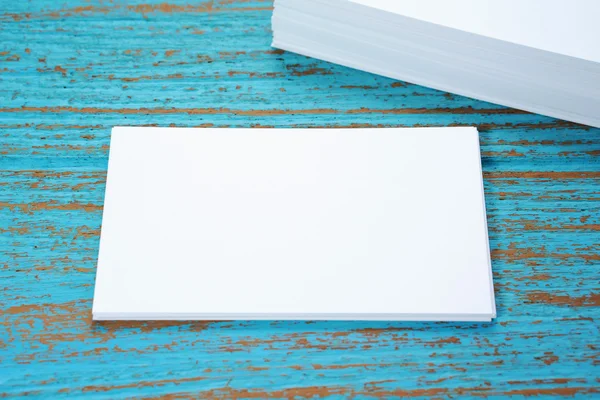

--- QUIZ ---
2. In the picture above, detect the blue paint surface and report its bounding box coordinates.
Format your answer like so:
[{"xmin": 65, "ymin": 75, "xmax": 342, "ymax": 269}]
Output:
[{"xmin": 1, "ymin": 0, "xmax": 599, "ymax": 398}]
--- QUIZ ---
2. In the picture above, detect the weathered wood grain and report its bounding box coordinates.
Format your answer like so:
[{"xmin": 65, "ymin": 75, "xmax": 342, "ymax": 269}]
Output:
[{"xmin": 1, "ymin": 0, "xmax": 599, "ymax": 398}]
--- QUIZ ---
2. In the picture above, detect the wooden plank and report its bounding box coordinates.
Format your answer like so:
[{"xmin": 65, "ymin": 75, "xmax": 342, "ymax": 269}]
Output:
[{"xmin": 0, "ymin": 0, "xmax": 598, "ymax": 397}]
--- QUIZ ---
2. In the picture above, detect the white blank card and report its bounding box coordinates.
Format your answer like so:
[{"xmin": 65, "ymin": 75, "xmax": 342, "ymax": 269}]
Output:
[{"xmin": 93, "ymin": 127, "xmax": 496, "ymax": 321}]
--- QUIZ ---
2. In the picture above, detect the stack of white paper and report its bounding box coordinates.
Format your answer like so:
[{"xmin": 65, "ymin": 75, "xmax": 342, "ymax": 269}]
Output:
[
  {"xmin": 93, "ymin": 127, "xmax": 495, "ymax": 321},
  {"xmin": 272, "ymin": 0, "xmax": 600, "ymax": 128}
]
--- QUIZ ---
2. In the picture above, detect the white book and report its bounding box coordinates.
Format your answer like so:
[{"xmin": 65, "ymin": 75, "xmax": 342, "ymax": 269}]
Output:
[
  {"xmin": 92, "ymin": 127, "xmax": 496, "ymax": 321},
  {"xmin": 272, "ymin": 0, "xmax": 600, "ymax": 127}
]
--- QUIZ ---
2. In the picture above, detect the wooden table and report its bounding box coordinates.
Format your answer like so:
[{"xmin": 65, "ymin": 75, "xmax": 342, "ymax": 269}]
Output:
[{"xmin": 1, "ymin": 1, "xmax": 598, "ymax": 398}]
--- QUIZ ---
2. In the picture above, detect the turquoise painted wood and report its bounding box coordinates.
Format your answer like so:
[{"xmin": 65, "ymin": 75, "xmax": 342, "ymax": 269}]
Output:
[{"xmin": 1, "ymin": 0, "xmax": 599, "ymax": 398}]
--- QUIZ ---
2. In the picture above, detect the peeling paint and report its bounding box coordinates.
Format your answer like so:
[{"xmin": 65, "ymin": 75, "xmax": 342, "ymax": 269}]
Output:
[{"xmin": 1, "ymin": 0, "xmax": 599, "ymax": 397}]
